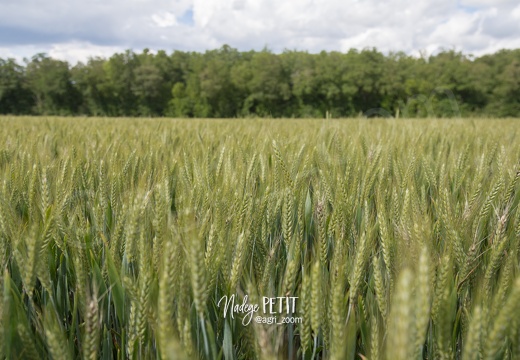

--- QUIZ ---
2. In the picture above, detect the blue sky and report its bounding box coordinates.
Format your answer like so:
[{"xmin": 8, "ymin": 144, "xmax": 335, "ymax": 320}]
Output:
[{"xmin": 1, "ymin": 0, "xmax": 519, "ymax": 63}]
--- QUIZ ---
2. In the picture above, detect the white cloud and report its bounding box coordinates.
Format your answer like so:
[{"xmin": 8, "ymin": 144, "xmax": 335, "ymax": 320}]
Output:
[
  {"xmin": 48, "ymin": 42, "xmax": 126, "ymax": 64},
  {"xmin": 514, "ymin": 5, "xmax": 520, "ymax": 19},
  {"xmin": 151, "ymin": 12, "xmax": 177, "ymax": 28},
  {"xmin": 0, "ymin": 42, "xmax": 125, "ymax": 64},
  {"xmin": 0, "ymin": 0, "xmax": 519, "ymax": 64},
  {"xmin": 459, "ymin": 0, "xmax": 517, "ymax": 7}
]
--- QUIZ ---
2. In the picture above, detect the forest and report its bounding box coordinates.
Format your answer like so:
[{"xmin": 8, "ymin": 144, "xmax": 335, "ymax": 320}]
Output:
[{"xmin": 0, "ymin": 45, "xmax": 519, "ymax": 118}]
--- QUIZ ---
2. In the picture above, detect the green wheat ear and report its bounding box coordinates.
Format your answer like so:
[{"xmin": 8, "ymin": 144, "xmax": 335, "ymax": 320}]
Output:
[
  {"xmin": 0, "ymin": 117, "xmax": 519, "ymax": 359},
  {"xmin": 463, "ymin": 305, "xmax": 483, "ymax": 360},
  {"xmin": 485, "ymin": 277, "xmax": 520, "ymax": 359},
  {"xmin": 387, "ymin": 269, "xmax": 414, "ymax": 360},
  {"xmin": 415, "ymin": 246, "xmax": 432, "ymax": 357},
  {"xmin": 83, "ymin": 292, "xmax": 100, "ymax": 360}
]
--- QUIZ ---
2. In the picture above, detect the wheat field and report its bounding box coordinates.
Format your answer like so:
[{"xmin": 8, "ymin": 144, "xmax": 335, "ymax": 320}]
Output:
[{"xmin": 0, "ymin": 117, "xmax": 519, "ymax": 359}]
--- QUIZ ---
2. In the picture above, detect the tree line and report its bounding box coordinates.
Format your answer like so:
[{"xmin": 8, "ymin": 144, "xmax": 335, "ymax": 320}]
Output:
[{"xmin": 0, "ymin": 45, "xmax": 519, "ymax": 117}]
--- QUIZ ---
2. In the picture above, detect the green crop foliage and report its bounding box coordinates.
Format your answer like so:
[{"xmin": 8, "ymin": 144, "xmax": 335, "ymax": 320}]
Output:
[{"xmin": 0, "ymin": 116, "xmax": 520, "ymax": 359}]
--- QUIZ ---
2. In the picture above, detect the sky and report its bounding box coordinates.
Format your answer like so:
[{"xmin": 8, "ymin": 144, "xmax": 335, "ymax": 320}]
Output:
[{"xmin": 1, "ymin": 0, "xmax": 520, "ymax": 64}]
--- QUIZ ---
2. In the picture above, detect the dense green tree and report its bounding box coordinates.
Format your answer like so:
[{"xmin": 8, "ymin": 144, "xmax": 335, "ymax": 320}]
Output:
[
  {"xmin": 0, "ymin": 58, "xmax": 33, "ymax": 114},
  {"xmin": 494, "ymin": 59, "xmax": 520, "ymax": 116},
  {"xmin": 313, "ymin": 51, "xmax": 353, "ymax": 116},
  {"xmin": 168, "ymin": 82, "xmax": 193, "ymax": 117},
  {"xmin": 102, "ymin": 50, "xmax": 139, "ymax": 116},
  {"xmin": 345, "ymin": 49, "xmax": 386, "ymax": 115},
  {"xmin": 130, "ymin": 49, "xmax": 175, "ymax": 116},
  {"xmin": 25, "ymin": 54, "xmax": 79, "ymax": 115},
  {"xmin": 232, "ymin": 50, "xmax": 291, "ymax": 117},
  {"xmin": 171, "ymin": 53, "xmax": 212, "ymax": 117},
  {"xmin": 480, "ymin": 49, "xmax": 520, "ymax": 117},
  {"xmin": 72, "ymin": 58, "xmax": 113, "ymax": 115},
  {"xmin": 281, "ymin": 50, "xmax": 320, "ymax": 117},
  {"xmin": 1, "ymin": 46, "xmax": 520, "ymax": 117},
  {"xmin": 197, "ymin": 46, "xmax": 242, "ymax": 117}
]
